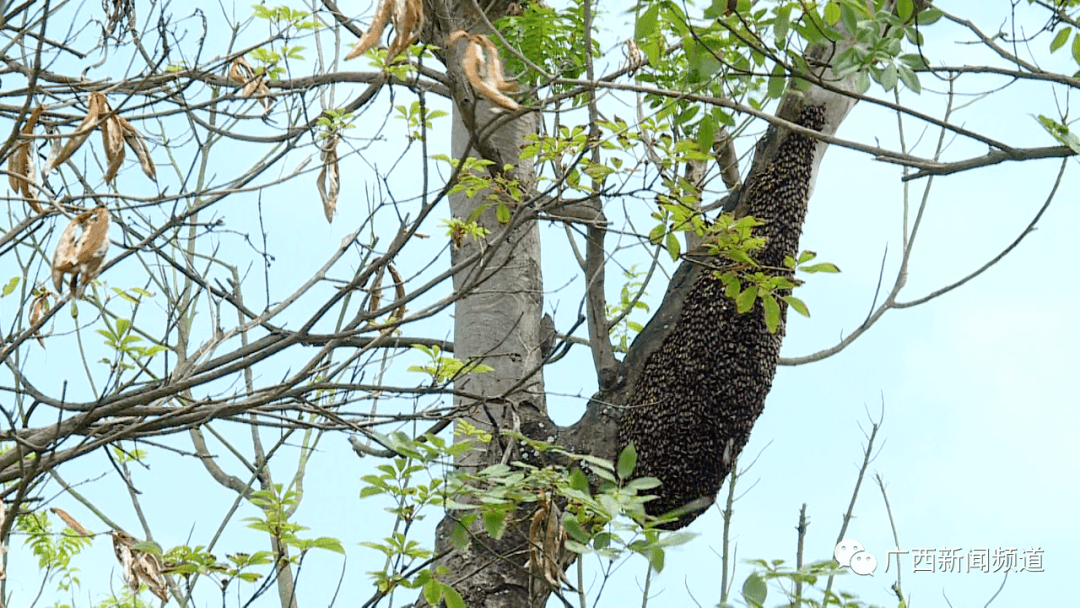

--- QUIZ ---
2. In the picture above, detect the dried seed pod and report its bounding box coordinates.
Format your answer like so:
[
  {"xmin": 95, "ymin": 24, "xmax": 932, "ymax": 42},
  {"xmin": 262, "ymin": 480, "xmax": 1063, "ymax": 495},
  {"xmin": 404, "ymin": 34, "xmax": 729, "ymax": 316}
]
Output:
[
  {"xmin": 451, "ymin": 31, "xmax": 520, "ymax": 111},
  {"xmin": 45, "ymin": 92, "xmax": 108, "ymax": 175},
  {"xmin": 116, "ymin": 115, "xmax": 156, "ymax": 181},
  {"xmin": 49, "ymin": 507, "xmax": 91, "ymax": 537},
  {"xmin": 8, "ymin": 106, "xmax": 44, "ymax": 212},
  {"xmin": 110, "ymin": 530, "xmax": 168, "ymax": 602},
  {"xmin": 526, "ymin": 493, "xmax": 566, "ymax": 587},
  {"xmin": 51, "ymin": 207, "xmax": 111, "ymax": 296},
  {"xmin": 28, "ymin": 290, "xmax": 52, "ymax": 347},
  {"xmin": 345, "ymin": 0, "xmax": 423, "ymax": 61},
  {"xmin": 316, "ymin": 134, "xmax": 339, "ymax": 223},
  {"xmin": 101, "ymin": 112, "xmax": 126, "ymax": 184},
  {"xmin": 228, "ymin": 57, "xmax": 273, "ymax": 112},
  {"xmin": 385, "ymin": 0, "xmax": 423, "ymax": 60}
]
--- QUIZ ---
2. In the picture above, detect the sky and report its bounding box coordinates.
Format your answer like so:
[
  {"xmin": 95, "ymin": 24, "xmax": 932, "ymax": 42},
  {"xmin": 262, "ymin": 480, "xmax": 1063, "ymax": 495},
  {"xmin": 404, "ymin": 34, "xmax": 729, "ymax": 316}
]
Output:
[{"xmin": 3, "ymin": 0, "xmax": 1079, "ymax": 607}]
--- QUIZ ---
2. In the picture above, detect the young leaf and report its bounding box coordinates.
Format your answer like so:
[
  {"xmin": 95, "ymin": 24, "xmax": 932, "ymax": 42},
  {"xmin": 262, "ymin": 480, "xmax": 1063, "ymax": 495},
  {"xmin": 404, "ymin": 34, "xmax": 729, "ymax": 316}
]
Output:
[
  {"xmin": 1, "ymin": 277, "xmax": 19, "ymax": 297},
  {"xmin": 801, "ymin": 262, "xmax": 840, "ymax": 273},
  {"xmin": 824, "ymin": 1, "xmax": 840, "ymax": 25},
  {"xmin": 1050, "ymin": 28, "xmax": 1071, "ymax": 53},
  {"xmin": 763, "ymin": 295, "xmax": 780, "ymax": 334},
  {"xmin": 735, "ymin": 286, "xmax": 757, "ymax": 314},
  {"xmin": 617, "ymin": 442, "xmax": 637, "ymax": 480},
  {"xmin": 742, "ymin": 572, "xmax": 768, "ymax": 607},
  {"xmin": 784, "ymin": 295, "xmax": 810, "ymax": 318},
  {"xmin": 450, "ymin": 521, "xmax": 469, "ymax": 550},
  {"xmin": 442, "ymin": 584, "xmax": 466, "ymax": 608},
  {"xmin": 423, "ymin": 580, "xmax": 443, "ymax": 605},
  {"xmin": 482, "ymin": 511, "xmax": 507, "ymax": 540}
]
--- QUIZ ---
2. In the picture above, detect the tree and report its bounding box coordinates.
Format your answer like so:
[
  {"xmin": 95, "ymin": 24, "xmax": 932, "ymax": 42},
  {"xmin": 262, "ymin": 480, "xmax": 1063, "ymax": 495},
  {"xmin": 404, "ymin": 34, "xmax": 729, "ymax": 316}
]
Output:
[{"xmin": 1, "ymin": 0, "xmax": 1077, "ymax": 607}]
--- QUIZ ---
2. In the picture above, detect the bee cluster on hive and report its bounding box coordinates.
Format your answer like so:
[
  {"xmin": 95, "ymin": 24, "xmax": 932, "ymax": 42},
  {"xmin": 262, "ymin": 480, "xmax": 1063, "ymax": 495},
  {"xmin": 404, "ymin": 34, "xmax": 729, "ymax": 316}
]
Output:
[{"xmin": 617, "ymin": 105, "xmax": 826, "ymax": 529}]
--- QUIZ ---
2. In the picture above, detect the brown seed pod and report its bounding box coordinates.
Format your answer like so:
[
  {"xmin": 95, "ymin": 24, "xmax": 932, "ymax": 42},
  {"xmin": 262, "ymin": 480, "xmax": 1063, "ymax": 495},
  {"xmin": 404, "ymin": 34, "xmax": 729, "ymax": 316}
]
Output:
[
  {"xmin": 8, "ymin": 105, "xmax": 44, "ymax": 212},
  {"xmin": 46, "ymin": 93, "xmax": 108, "ymax": 175},
  {"xmin": 451, "ymin": 31, "xmax": 520, "ymax": 111},
  {"xmin": 345, "ymin": 0, "xmax": 424, "ymax": 62},
  {"xmin": 316, "ymin": 133, "xmax": 340, "ymax": 223},
  {"xmin": 51, "ymin": 207, "xmax": 111, "ymax": 296},
  {"xmin": 110, "ymin": 530, "xmax": 168, "ymax": 601}
]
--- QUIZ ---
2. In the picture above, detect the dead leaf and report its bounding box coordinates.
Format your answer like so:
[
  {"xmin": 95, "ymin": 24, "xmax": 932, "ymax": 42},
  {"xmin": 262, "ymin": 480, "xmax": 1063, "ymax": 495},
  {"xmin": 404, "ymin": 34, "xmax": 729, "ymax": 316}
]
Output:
[
  {"xmin": 385, "ymin": 0, "xmax": 424, "ymax": 60},
  {"xmin": 387, "ymin": 263, "xmax": 406, "ymax": 323},
  {"xmin": 8, "ymin": 106, "xmax": 44, "ymax": 212},
  {"xmin": 51, "ymin": 207, "xmax": 110, "ymax": 296},
  {"xmin": 45, "ymin": 92, "xmax": 108, "ymax": 176},
  {"xmin": 100, "ymin": 113, "xmax": 125, "ymax": 184},
  {"xmin": 344, "ymin": 0, "xmax": 393, "ymax": 60},
  {"xmin": 345, "ymin": 0, "xmax": 423, "ymax": 62},
  {"xmin": 453, "ymin": 31, "xmax": 520, "ymax": 111},
  {"xmin": 228, "ymin": 57, "xmax": 273, "ymax": 112},
  {"xmin": 624, "ymin": 38, "xmax": 643, "ymax": 71},
  {"xmin": 526, "ymin": 493, "xmax": 567, "ymax": 588},
  {"xmin": 316, "ymin": 134, "xmax": 339, "ymax": 223},
  {"xmin": 50, "ymin": 507, "xmax": 92, "ymax": 537},
  {"xmin": 116, "ymin": 115, "xmax": 156, "ymax": 181},
  {"xmin": 28, "ymin": 290, "xmax": 53, "ymax": 347},
  {"xmin": 110, "ymin": 530, "xmax": 168, "ymax": 602}
]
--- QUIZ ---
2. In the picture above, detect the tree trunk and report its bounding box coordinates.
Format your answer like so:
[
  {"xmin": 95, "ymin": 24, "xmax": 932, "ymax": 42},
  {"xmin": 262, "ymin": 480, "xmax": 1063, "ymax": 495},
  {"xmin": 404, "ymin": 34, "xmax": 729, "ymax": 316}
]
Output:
[{"xmin": 421, "ymin": 1, "xmax": 865, "ymax": 605}]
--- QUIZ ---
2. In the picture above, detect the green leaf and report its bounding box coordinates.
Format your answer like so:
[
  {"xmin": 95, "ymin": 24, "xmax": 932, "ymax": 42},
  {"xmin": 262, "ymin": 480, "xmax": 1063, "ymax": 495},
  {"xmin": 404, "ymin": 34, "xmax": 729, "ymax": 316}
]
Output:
[
  {"xmin": 115, "ymin": 318, "xmax": 131, "ymax": 337},
  {"xmin": 824, "ymin": 1, "xmax": 840, "ymax": 25},
  {"xmin": 839, "ymin": 3, "xmax": 858, "ymax": 36},
  {"xmin": 696, "ymin": 115, "xmax": 716, "ymax": 156},
  {"xmin": 496, "ymin": 203, "xmax": 511, "ymax": 224},
  {"xmin": 1050, "ymin": 28, "xmax": 1071, "ymax": 53},
  {"xmin": 442, "ymin": 584, "xmax": 466, "ymax": 608},
  {"xmin": 569, "ymin": 467, "xmax": 591, "ymax": 495},
  {"xmin": 482, "ymin": 511, "xmax": 507, "ymax": 540},
  {"xmin": 897, "ymin": 64, "xmax": 921, "ymax": 93},
  {"xmin": 879, "ymin": 63, "xmax": 898, "ymax": 91},
  {"xmin": 664, "ymin": 232, "xmax": 681, "ymax": 261},
  {"xmin": 1073, "ymin": 28, "xmax": 1080, "ymax": 65},
  {"xmin": 1036, "ymin": 115, "xmax": 1080, "ymax": 153},
  {"xmin": 742, "ymin": 572, "xmax": 768, "ymax": 607},
  {"xmin": 562, "ymin": 515, "xmax": 591, "ymax": 543},
  {"xmin": 854, "ymin": 70, "xmax": 872, "ymax": 94},
  {"xmin": 648, "ymin": 223, "xmax": 666, "ymax": 245},
  {"xmin": 774, "ymin": 5, "xmax": 790, "ymax": 45},
  {"xmin": 133, "ymin": 541, "xmax": 164, "ymax": 556},
  {"xmin": 617, "ymin": 442, "xmax": 637, "ymax": 480},
  {"xmin": 1, "ymin": 276, "xmax": 19, "ymax": 297},
  {"xmin": 735, "ymin": 286, "xmax": 757, "ymax": 314},
  {"xmin": 784, "ymin": 296, "xmax": 810, "ymax": 318},
  {"xmin": 916, "ymin": 7, "xmax": 942, "ymax": 25},
  {"xmin": 896, "ymin": 0, "xmax": 913, "ymax": 21},
  {"xmin": 423, "ymin": 580, "xmax": 443, "ymax": 605},
  {"xmin": 767, "ymin": 62, "xmax": 786, "ymax": 99},
  {"xmin": 450, "ymin": 521, "xmax": 469, "ymax": 550},
  {"xmin": 636, "ymin": 4, "xmax": 659, "ymax": 43},
  {"xmin": 593, "ymin": 532, "xmax": 611, "ymax": 550},
  {"xmin": 310, "ymin": 537, "xmax": 345, "ymax": 554},
  {"xmin": 763, "ymin": 295, "xmax": 780, "ymax": 333},
  {"xmin": 646, "ymin": 547, "xmax": 665, "ymax": 572},
  {"xmin": 724, "ymin": 277, "xmax": 740, "ymax": 299},
  {"xmin": 802, "ymin": 262, "xmax": 841, "ymax": 273}
]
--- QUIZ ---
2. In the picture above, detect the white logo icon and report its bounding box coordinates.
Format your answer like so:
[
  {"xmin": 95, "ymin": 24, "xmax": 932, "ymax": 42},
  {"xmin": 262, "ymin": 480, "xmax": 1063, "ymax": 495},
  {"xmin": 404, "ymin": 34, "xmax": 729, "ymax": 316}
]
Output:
[{"xmin": 834, "ymin": 539, "xmax": 877, "ymax": 576}]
